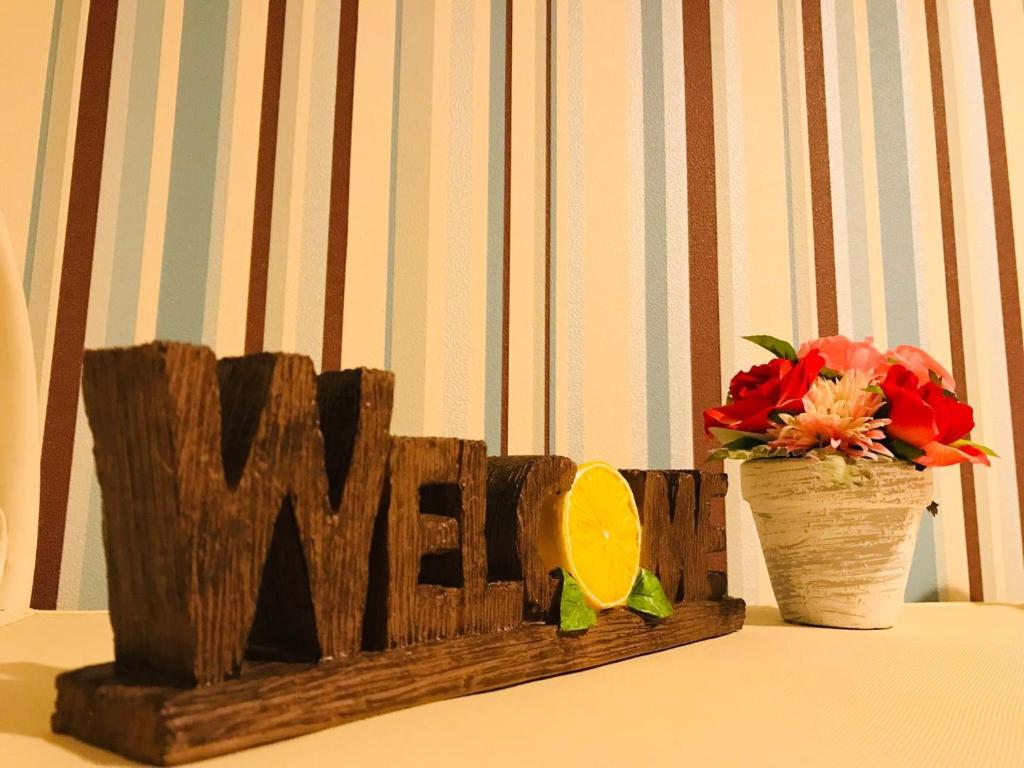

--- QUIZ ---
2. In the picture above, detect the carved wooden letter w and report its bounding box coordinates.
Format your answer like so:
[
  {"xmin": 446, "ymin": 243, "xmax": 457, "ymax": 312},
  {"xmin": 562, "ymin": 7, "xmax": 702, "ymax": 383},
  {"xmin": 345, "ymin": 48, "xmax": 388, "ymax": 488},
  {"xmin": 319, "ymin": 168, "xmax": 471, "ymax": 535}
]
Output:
[{"xmin": 82, "ymin": 342, "xmax": 392, "ymax": 685}]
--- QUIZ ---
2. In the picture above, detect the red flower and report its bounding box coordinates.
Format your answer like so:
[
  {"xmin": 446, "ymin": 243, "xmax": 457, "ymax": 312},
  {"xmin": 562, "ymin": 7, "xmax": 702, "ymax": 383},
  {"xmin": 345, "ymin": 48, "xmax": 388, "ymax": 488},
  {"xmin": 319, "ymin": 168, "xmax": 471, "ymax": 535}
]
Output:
[
  {"xmin": 704, "ymin": 350, "xmax": 825, "ymax": 435},
  {"xmin": 880, "ymin": 365, "xmax": 989, "ymax": 467}
]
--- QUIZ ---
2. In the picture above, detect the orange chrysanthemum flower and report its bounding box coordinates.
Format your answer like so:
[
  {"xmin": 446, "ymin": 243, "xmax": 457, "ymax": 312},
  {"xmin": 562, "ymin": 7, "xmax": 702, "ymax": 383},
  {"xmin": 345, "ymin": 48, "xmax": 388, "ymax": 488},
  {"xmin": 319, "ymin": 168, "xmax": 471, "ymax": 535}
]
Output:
[{"xmin": 769, "ymin": 370, "xmax": 893, "ymax": 460}]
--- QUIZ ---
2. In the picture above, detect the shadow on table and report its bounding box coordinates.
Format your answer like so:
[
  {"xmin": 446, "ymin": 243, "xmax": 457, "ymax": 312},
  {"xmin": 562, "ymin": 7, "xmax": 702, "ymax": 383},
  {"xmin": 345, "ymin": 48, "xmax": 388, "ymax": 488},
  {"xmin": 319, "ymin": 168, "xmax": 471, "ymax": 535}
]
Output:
[
  {"xmin": 0, "ymin": 662, "xmax": 134, "ymax": 765},
  {"xmin": 742, "ymin": 606, "xmax": 785, "ymax": 627}
]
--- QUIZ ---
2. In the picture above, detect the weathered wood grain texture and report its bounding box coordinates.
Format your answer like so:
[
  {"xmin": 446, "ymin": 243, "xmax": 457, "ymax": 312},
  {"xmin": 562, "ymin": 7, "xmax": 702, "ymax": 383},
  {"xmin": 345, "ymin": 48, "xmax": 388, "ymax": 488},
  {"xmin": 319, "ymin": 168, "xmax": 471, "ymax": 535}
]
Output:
[
  {"xmin": 622, "ymin": 470, "xmax": 728, "ymax": 602},
  {"xmin": 82, "ymin": 342, "xmax": 395, "ymax": 684},
  {"xmin": 486, "ymin": 455, "xmax": 577, "ymax": 621},
  {"xmin": 69, "ymin": 341, "xmax": 744, "ymax": 764},
  {"xmin": 314, "ymin": 368, "xmax": 394, "ymax": 655},
  {"xmin": 694, "ymin": 471, "xmax": 729, "ymax": 601},
  {"xmin": 52, "ymin": 598, "xmax": 746, "ymax": 766},
  {"xmin": 365, "ymin": 438, "xmax": 524, "ymax": 649}
]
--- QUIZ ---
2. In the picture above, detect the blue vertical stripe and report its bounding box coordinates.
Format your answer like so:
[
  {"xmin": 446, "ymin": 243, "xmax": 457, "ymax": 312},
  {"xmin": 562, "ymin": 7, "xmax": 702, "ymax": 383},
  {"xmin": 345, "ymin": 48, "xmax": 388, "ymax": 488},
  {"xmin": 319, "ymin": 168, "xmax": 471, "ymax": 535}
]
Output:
[
  {"xmin": 384, "ymin": 0, "xmax": 404, "ymax": 370},
  {"xmin": 485, "ymin": 0, "xmax": 507, "ymax": 453},
  {"xmin": 641, "ymin": 0, "xmax": 670, "ymax": 469},
  {"xmin": 866, "ymin": 0, "xmax": 937, "ymax": 602},
  {"xmin": 23, "ymin": 0, "xmax": 65, "ymax": 296},
  {"xmin": 107, "ymin": 0, "xmax": 166, "ymax": 346},
  {"xmin": 155, "ymin": 0, "xmax": 230, "ymax": 342}
]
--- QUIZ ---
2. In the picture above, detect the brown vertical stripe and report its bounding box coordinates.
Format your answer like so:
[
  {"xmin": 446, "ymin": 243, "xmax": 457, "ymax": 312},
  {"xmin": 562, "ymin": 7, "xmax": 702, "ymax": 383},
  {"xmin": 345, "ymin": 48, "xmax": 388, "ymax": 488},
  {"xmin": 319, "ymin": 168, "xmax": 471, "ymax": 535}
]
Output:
[
  {"xmin": 683, "ymin": 0, "xmax": 720, "ymax": 468},
  {"xmin": 30, "ymin": 0, "xmax": 120, "ymax": 609},
  {"xmin": 544, "ymin": 0, "xmax": 552, "ymax": 455},
  {"xmin": 924, "ymin": 0, "xmax": 982, "ymax": 600},
  {"xmin": 322, "ymin": 0, "xmax": 360, "ymax": 372},
  {"xmin": 244, "ymin": 0, "xmax": 287, "ymax": 355},
  {"xmin": 500, "ymin": 0, "xmax": 513, "ymax": 455},
  {"xmin": 974, "ymin": 0, "xmax": 1024, "ymax": 571},
  {"xmin": 800, "ymin": 0, "xmax": 838, "ymax": 336}
]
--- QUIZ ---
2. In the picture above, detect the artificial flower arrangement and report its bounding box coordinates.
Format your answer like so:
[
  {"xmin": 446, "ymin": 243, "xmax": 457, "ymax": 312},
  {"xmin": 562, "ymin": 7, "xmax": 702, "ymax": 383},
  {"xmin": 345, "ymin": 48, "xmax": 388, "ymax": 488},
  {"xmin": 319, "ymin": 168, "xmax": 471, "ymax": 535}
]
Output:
[
  {"xmin": 703, "ymin": 334, "xmax": 995, "ymax": 467},
  {"xmin": 704, "ymin": 334, "xmax": 995, "ymax": 630}
]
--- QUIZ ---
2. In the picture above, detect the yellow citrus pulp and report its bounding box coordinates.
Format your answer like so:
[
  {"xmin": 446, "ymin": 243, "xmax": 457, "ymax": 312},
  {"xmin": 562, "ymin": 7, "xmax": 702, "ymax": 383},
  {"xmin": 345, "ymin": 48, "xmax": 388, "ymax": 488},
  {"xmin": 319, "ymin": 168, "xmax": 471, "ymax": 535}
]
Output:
[{"xmin": 546, "ymin": 461, "xmax": 642, "ymax": 609}]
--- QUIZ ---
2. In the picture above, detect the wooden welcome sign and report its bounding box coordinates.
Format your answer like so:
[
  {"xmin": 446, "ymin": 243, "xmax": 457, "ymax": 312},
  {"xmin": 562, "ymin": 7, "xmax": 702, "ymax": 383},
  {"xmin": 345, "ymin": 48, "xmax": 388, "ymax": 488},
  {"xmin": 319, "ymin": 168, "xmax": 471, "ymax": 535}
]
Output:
[{"xmin": 51, "ymin": 342, "xmax": 745, "ymax": 764}]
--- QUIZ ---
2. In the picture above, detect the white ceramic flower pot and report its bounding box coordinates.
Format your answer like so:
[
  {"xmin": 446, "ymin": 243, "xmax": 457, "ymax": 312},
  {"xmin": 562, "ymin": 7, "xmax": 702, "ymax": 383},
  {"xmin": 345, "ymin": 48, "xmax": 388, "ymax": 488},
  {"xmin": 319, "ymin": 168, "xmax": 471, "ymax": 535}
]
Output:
[{"xmin": 741, "ymin": 457, "xmax": 933, "ymax": 629}]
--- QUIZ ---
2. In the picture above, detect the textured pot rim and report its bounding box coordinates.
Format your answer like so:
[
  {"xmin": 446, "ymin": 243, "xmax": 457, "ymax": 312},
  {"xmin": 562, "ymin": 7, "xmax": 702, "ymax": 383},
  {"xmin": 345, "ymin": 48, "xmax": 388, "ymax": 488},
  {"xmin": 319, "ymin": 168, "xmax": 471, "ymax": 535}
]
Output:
[{"xmin": 741, "ymin": 456, "xmax": 927, "ymax": 472}]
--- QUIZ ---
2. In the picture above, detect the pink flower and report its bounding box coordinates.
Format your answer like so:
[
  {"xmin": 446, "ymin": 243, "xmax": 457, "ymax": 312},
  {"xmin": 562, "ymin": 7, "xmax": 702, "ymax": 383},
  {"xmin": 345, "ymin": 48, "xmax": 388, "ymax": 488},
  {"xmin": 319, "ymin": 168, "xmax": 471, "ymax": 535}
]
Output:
[
  {"xmin": 797, "ymin": 335, "xmax": 884, "ymax": 376},
  {"xmin": 884, "ymin": 344, "xmax": 957, "ymax": 392},
  {"xmin": 770, "ymin": 370, "xmax": 893, "ymax": 460}
]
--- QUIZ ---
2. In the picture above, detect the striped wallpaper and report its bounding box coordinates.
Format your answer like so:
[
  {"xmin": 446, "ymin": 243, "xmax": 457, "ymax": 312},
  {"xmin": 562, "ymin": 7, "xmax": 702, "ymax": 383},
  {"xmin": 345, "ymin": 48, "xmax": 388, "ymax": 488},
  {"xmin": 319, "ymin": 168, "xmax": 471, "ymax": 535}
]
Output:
[{"xmin": 3, "ymin": 0, "xmax": 1023, "ymax": 609}]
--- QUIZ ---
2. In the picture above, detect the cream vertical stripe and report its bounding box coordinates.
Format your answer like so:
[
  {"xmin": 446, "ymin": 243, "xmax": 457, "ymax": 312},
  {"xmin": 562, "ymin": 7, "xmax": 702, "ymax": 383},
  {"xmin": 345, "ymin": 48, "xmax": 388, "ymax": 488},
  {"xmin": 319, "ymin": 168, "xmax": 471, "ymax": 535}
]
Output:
[
  {"xmin": 440, "ymin": 0, "xmax": 487, "ymax": 440},
  {"xmin": 418, "ymin": 0, "xmax": 490, "ymax": 441},
  {"xmin": 263, "ymin": 0, "xmax": 316, "ymax": 353},
  {"xmin": 661, "ymin": 0, "xmax": 693, "ymax": 471},
  {"xmin": 293, "ymin": 0, "xmax": 342, "ymax": 364},
  {"xmin": 940, "ymin": 0, "xmax": 1024, "ymax": 601},
  {"xmin": 850, "ymin": 1, "xmax": 887, "ymax": 351},
  {"xmin": 740, "ymin": 0, "xmax": 791, "ymax": 606},
  {"xmin": 342, "ymin": 0, "xmax": 397, "ymax": 370},
  {"xmin": 206, "ymin": 0, "xmax": 267, "ymax": 357},
  {"xmin": 627, "ymin": 1, "xmax": 647, "ymax": 470},
  {"xmin": 0, "ymin": 0, "xmax": 54, "ymax": 270},
  {"xmin": 579, "ymin": 1, "xmax": 634, "ymax": 468},
  {"xmin": 779, "ymin": 0, "xmax": 817, "ymax": 343},
  {"xmin": 507, "ymin": 0, "xmax": 545, "ymax": 455},
  {"xmin": 389, "ymin": 0, "xmax": 435, "ymax": 436},
  {"xmin": 714, "ymin": 0, "xmax": 758, "ymax": 604},
  {"xmin": 420, "ymin": 0, "xmax": 452, "ymax": 437},
  {"xmin": 552, "ymin": 0, "xmax": 584, "ymax": 461},
  {"xmin": 466, "ymin": 0, "xmax": 492, "ymax": 442},
  {"xmin": 896, "ymin": 0, "xmax": 968, "ymax": 600},
  {"xmin": 134, "ymin": 0, "xmax": 182, "ymax": 345}
]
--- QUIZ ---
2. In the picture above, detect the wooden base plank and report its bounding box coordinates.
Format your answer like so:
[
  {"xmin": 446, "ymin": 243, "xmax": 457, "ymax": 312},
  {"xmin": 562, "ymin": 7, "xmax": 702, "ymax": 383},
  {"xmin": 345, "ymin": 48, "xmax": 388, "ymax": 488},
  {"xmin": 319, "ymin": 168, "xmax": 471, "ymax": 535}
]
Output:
[{"xmin": 52, "ymin": 598, "xmax": 745, "ymax": 765}]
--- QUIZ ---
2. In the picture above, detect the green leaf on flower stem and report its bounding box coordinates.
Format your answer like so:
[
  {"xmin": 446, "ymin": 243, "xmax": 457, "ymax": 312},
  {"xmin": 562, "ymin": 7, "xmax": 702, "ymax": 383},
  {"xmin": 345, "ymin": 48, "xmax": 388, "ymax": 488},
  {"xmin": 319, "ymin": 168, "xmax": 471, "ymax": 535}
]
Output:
[
  {"xmin": 864, "ymin": 384, "xmax": 884, "ymax": 395},
  {"xmin": 558, "ymin": 569, "xmax": 597, "ymax": 633},
  {"xmin": 888, "ymin": 438, "xmax": 925, "ymax": 462},
  {"xmin": 952, "ymin": 438, "xmax": 999, "ymax": 458},
  {"xmin": 742, "ymin": 335, "xmax": 798, "ymax": 362},
  {"xmin": 820, "ymin": 367, "xmax": 843, "ymax": 380},
  {"xmin": 709, "ymin": 427, "xmax": 769, "ymax": 446},
  {"xmin": 724, "ymin": 437, "xmax": 766, "ymax": 451},
  {"xmin": 626, "ymin": 569, "xmax": 674, "ymax": 621}
]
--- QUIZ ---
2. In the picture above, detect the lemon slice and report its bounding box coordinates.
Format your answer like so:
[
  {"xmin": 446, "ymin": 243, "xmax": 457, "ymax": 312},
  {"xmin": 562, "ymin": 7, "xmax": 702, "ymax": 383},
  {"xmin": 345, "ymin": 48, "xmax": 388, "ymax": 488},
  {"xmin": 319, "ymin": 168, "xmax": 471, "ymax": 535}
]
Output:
[{"xmin": 547, "ymin": 461, "xmax": 642, "ymax": 609}]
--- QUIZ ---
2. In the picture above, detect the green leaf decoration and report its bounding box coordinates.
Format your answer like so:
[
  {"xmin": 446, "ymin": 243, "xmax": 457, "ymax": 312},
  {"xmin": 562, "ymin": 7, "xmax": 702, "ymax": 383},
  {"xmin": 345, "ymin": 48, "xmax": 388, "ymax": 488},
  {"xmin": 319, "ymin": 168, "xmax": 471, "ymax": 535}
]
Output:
[
  {"xmin": 820, "ymin": 367, "xmax": 843, "ymax": 380},
  {"xmin": 864, "ymin": 384, "xmax": 883, "ymax": 395},
  {"xmin": 742, "ymin": 335, "xmax": 798, "ymax": 361},
  {"xmin": 888, "ymin": 437, "xmax": 925, "ymax": 462},
  {"xmin": 558, "ymin": 569, "xmax": 597, "ymax": 633},
  {"xmin": 952, "ymin": 438, "xmax": 999, "ymax": 458},
  {"xmin": 626, "ymin": 569, "xmax": 673, "ymax": 621},
  {"xmin": 709, "ymin": 427, "xmax": 769, "ymax": 447},
  {"xmin": 724, "ymin": 436, "xmax": 766, "ymax": 451}
]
